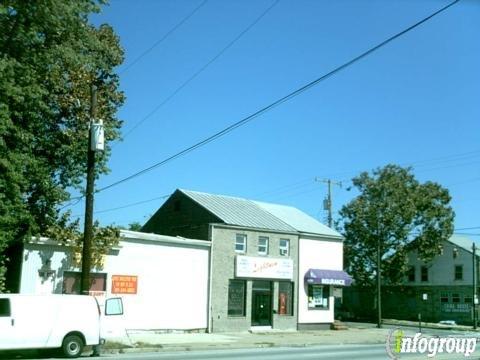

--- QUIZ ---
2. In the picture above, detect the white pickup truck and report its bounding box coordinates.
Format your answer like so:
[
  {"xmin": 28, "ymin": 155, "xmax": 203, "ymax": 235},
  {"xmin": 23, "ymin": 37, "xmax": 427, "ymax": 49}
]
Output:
[{"xmin": 0, "ymin": 294, "xmax": 123, "ymax": 358}]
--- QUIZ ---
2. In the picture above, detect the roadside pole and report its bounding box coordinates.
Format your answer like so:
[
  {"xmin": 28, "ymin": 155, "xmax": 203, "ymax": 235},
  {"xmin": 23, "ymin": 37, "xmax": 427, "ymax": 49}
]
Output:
[
  {"xmin": 81, "ymin": 85, "xmax": 100, "ymax": 295},
  {"xmin": 377, "ymin": 236, "xmax": 382, "ymax": 328},
  {"xmin": 473, "ymin": 242, "xmax": 477, "ymax": 330}
]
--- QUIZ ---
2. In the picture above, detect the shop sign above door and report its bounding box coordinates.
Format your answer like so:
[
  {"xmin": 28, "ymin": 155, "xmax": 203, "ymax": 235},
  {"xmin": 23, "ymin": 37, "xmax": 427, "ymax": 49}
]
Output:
[{"xmin": 236, "ymin": 255, "xmax": 293, "ymax": 280}]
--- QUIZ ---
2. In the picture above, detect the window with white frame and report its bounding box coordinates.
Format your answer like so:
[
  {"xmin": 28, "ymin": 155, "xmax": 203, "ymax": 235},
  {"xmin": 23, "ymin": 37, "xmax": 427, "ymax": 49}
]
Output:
[
  {"xmin": 308, "ymin": 284, "xmax": 329, "ymax": 309},
  {"xmin": 258, "ymin": 236, "xmax": 269, "ymax": 255},
  {"xmin": 279, "ymin": 239, "xmax": 290, "ymax": 256},
  {"xmin": 235, "ymin": 234, "xmax": 247, "ymax": 253}
]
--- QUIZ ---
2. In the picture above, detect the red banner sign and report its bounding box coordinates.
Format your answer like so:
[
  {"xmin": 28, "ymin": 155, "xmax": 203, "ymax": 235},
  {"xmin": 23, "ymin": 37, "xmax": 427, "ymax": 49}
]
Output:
[{"xmin": 111, "ymin": 275, "xmax": 138, "ymax": 294}]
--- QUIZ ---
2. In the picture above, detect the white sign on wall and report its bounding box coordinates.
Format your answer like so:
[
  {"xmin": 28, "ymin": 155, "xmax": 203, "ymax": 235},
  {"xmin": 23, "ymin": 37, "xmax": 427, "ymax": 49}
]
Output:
[{"xmin": 236, "ymin": 255, "xmax": 293, "ymax": 280}]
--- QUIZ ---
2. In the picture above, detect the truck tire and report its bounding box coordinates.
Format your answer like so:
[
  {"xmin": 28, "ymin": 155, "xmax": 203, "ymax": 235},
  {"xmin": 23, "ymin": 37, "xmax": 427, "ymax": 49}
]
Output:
[{"xmin": 62, "ymin": 334, "xmax": 84, "ymax": 358}]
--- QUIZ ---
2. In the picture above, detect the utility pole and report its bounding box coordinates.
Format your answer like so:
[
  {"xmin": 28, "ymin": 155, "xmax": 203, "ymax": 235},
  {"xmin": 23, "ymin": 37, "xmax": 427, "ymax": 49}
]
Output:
[
  {"xmin": 473, "ymin": 242, "xmax": 477, "ymax": 330},
  {"xmin": 81, "ymin": 85, "xmax": 102, "ymax": 295},
  {"xmin": 376, "ymin": 189, "xmax": 385, "ymax": 329},
  {"xmin": 315, "ymin": 178, "xmax": 341, "ymax": 228},
  {"xmin": 377, "ymin": 234, "xmax": 382, "ymax": 328}
]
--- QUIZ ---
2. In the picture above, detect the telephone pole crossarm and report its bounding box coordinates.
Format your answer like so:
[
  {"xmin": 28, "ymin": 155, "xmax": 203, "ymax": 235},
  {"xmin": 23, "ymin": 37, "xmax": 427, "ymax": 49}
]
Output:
[{"xmin": 315, "ymin": 177, "xmax": 342, "ymax": 228}]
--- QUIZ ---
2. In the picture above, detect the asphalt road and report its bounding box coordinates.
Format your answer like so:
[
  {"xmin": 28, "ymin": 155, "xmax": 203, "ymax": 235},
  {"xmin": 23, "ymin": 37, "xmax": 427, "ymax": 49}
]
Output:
[
  {"xmin": 100, "ymin": 345, "xmax": 476, "ymax": 360},
  {"xmin": 106, "ymin": 345, "xmax": 388, "ymax": 359},
  {"xmin": 1, "ymin": 343, "xmax": 478, "ymax": 359},
  {"xmin": 2, "ymin": 323, "xmax": 480, "ymax": 360}
]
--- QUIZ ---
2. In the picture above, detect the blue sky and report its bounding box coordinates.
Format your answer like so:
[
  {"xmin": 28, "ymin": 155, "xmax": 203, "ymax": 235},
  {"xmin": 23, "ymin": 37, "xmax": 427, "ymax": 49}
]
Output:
[{"xmin": 69, "ymin": 0, "xmax": 480, "ymax": 235}]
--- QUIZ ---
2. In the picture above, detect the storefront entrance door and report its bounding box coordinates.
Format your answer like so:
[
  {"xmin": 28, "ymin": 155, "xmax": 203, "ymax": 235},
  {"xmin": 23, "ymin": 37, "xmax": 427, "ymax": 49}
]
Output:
[{"xmin": 252, "ymin": 281, "xmax": 272, "ymax": 326}]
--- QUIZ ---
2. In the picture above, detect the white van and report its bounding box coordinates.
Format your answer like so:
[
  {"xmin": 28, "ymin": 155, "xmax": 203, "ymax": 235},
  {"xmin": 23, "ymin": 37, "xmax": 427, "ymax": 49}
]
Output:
[{"xmin": 0, "ymin": 294, "xmax": 123, "ymax": 358}]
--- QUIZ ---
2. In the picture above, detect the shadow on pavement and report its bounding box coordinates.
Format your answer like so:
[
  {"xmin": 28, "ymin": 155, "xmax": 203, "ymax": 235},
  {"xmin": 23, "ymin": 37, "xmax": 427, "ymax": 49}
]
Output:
[{"xmin": 0, "ymin": 350, "xmax": 96, "ymax": 359}]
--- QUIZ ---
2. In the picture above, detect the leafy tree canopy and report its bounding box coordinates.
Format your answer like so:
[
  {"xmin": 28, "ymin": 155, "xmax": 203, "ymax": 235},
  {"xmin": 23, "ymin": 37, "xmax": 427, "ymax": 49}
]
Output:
[
  {"xmin": 128, "ymin": 222, "xmax": 143, "ymax": 231},
  {"xmin": 339, "ymin": 164, "xmax": 454, "ymax": 287},
  {"xmin": 0, "ymin": 0, "xmax": 124, "ymax": 290}
]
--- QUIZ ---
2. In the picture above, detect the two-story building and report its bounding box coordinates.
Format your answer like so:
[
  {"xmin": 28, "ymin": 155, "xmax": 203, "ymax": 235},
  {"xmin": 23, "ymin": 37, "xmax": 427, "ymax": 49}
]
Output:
[
  {"xmin": 382, "ymin": 235, "xmax": 478, "ymax": 325},
  {"xmin": 143, "ymin": 189, "xmax": 351, "ymax": 332}
]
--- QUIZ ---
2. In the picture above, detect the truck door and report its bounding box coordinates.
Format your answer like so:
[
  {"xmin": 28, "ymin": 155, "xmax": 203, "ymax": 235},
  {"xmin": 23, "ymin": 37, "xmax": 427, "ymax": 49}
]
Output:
[
  {"xmin": 0, "ymin": 298, "xmax": 18, "ymax": 349},
  {"xmin": 101, "ymin": 298, "xmax": 126, "ymax": 339}
]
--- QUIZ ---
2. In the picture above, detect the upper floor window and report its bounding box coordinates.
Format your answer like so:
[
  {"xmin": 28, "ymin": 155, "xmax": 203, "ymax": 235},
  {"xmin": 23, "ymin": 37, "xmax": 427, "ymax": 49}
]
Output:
[
  {"xmin": 453, "ymin": 248, "xmax": 458, "ymax": 259},
  {"xmin": 454, "ymin": 265, "xmax": 463, "ymax": 280},
  {"xmin": 407, "ymin": 266, "xmax": 415, "ymax": 282},
  {"xmin": 258, "ymin": 236, "xmax": 269, "ymax": 255},
  {"xmin": 421, "ymin": 266, "xmax": 428, "ymax": 282},
  {"xmin": 279, "ymin": 239, "xmax": 290, "ymax": 257},
  {"xmin": 235, "ymin": 234, "xmax": 247, "ymax": 253}
]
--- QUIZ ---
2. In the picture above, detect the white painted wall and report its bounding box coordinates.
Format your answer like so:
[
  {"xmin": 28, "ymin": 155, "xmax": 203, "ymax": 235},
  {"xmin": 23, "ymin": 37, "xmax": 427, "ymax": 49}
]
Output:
[
  {"xmin": 106, "ymin": 240, "xmax": 209, "ymax": 330},
  {"xmin": 298, "ymin": 237, "xmax": 343, "ymax": 324},
  {"xmin": 19, "ymin": 234, "xmax": 210, "ymax": 333}
]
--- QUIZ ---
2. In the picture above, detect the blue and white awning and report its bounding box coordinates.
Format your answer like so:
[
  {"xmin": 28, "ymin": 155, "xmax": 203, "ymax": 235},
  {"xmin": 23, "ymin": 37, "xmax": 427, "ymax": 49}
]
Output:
[{"xmin": 305, "ymin": 268, "xmax": 353, "ymax": 286}]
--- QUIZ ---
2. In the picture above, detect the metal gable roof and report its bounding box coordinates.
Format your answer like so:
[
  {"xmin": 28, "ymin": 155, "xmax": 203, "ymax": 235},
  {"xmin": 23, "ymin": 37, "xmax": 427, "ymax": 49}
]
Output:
[
  {"xmin": 178, "ymin": 189, "xmax": 341, "ymax": 237},
  {"xmin": 448, "ymin": 234, "xmax": 479, "ymax": 254},
  {"xmin": 254, "ymin": 201, "xmax": 343, "ymax": 238},
  {"xmin": 180, "ymin": 190, "xmax": 295, "ymax": 232}
]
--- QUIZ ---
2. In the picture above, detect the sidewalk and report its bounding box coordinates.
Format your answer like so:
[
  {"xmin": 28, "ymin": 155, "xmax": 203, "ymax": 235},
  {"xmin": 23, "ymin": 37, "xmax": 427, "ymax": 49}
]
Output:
[{"xmin": 102, "ymin": 324, "xmax": 394, "ymax": 354}]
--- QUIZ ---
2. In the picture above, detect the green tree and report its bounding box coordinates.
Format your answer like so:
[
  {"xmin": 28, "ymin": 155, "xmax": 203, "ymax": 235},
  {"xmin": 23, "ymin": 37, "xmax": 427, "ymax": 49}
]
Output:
[
  {"xmin": 0, "ymin": 1, "xmax": 124, "ymax": 290},
  {"xmin": 128, "ymin": 222, "xmax": 143, "ymax": 231},
  {"xmin": 339, "ymin": 164, "xmax": 454, "ymax": 286}
]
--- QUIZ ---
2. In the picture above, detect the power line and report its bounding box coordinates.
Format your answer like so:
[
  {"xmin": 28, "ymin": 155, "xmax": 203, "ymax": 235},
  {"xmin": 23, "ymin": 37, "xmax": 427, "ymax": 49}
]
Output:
[
  {"xmin": 119, "ymin": 0, "xmax": 209, "ymax": 75},
  {"xmin": 97, "ymin": 0, "xmax": 460, "ymax": 194},
  {"xmin": 66, "ymin": 147, "xmax": 478, "ymax": 216},
  {"xmin": 456, "ymin": 227, "xmax": 480, "ymax": 231},
  {"xmin": 118, "ymin": 0, "xmax": 280, "ymax": 143},
  {"xmin": 72, "ymin": 194, "xmax": 171, "ymax": 218},
  {"xmin": 408, "ymin": 150, "xmax": 480, "ymax": 168},
  {"xmin": 59, "ymin": 197, "xmax": 83, "ymax": 210}
]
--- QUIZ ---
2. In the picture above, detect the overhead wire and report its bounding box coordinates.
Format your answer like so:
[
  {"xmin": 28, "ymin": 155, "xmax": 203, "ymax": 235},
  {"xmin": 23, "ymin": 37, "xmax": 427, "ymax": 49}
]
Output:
[
  {"xmin": 71, "ymin": 194, "xmax": 171, "ymax": 218},
  {"xmin": 118, "ymin": 0, "xmax": 209, "ymax": 75},
  {"xmin": 118, "ymin": 0, "xmax": 280, "ymax": 143},
  {"xmin": 97, "ymin": 0, "xmax": 460, "ymax": 194}
]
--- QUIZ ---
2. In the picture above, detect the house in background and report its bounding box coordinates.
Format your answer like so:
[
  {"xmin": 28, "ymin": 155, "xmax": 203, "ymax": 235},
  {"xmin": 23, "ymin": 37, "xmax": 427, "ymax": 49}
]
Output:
[
  {"xmin": 143, "ymin": 189, "xmax": 351, "ymax": 332},
  {"xmin": 385, "ymin": 235, "xmax": 478, "ymax": 325},
  {"xmin": 344, "ymin": 235, "xmax": 479, "ymax": 325}
]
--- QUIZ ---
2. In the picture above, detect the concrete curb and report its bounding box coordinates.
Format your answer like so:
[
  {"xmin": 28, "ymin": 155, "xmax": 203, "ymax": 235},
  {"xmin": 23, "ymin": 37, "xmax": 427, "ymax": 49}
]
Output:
[
  {"xmin": 100, "ymin": 339, "xmax": 387, "ymax": 355},
  {"xmin": 383, "ymin": 320, "xmax": 480, "ymax": 332}
]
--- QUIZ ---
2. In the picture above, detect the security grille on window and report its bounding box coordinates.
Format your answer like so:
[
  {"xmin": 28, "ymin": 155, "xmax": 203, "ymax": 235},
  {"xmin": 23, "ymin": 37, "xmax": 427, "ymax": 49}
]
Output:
[
  {"xmin": 308, "ymin": 284, "xmax": 329, "ymax": 309},
  {"xmin": 452, "ymin": 293, "xmax": 461, "ymax": 303},
  {"xmin": 279, "ymin": 239, "xmax": 290, "ymax": 256},
  {"xmin": 235, "ymin": 234, "xmax": 247, "ymax": 253},
  {"xmin": 440, "ymin": 293, "xmax": 449, "ymax": 303},
  {"xmin": 258, "ymin": 236, "xmax": 269, "ymax": 255},
  {"xmin": 228, "ymin": 280, "xmax": 246, "ymax": 316},
  {"xmin": 455, "ymin": 265, "xmax": 463, "ymax": 280},
  {"xmin": 278, "ymin": 282, "xmax": 293, "ymax": 315}
]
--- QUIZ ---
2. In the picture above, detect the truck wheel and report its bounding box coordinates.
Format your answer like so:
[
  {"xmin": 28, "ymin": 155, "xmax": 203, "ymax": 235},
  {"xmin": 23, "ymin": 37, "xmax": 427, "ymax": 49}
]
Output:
[{"xmin": 62, "ymin": 334, "xmax": 84, "ymax": 358}]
